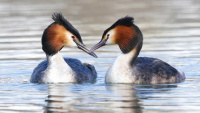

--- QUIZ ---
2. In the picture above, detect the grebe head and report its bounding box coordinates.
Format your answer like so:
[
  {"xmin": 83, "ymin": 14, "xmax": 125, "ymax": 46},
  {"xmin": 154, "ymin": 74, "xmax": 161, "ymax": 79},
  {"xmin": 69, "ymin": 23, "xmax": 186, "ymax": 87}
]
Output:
[
  {"xmin": 90, "ymin": 16, "xmax": 143, "ymax": 54},
  {"xmin": 42, "ymin": 13, "xmax": 97, "ymax": 58}
]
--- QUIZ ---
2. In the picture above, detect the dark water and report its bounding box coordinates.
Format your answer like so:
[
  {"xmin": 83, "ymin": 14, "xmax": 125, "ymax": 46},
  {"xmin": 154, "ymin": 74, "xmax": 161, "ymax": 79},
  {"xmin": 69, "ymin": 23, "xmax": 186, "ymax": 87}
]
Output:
[{"xmin": 0, "ymin": 0, "xmax": 200, "ymax": 112}]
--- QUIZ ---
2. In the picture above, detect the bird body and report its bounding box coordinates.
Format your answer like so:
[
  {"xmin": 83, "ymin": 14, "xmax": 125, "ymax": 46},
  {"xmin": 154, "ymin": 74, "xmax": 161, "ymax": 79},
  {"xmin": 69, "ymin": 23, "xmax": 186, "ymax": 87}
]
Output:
[
  {"xmin": 90, "ymin": 16, "xmax": 185, "ymax": 84},
  {"xmin": 31, "ymin": 53, "xmax": 96, "ymax": 83},
  {"xmin": 30, "ymin": 13, "xmax": 97, "ymax": 83},
  {"xmin": 105, "ymin": 53, "xmax": 185, "ymax": 84}
]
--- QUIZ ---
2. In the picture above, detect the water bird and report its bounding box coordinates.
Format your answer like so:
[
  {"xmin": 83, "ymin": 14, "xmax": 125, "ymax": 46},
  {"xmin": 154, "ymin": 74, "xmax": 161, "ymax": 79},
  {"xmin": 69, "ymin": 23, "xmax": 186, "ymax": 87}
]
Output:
[
  {"xmin": 90, "ymin": 16, "xmax": 185, "ymax": 84},
  {"xmin": 30, "ymin": 13, "xmax": 97, "ymax": 83}
]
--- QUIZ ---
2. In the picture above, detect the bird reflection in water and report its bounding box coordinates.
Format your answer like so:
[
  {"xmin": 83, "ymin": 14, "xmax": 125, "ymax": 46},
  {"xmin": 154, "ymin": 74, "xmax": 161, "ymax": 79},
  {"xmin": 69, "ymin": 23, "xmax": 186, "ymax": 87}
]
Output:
[
  {"xmin": 105, "ymin": 84, "xmax": 142, "ymax": 113},
  {"xmin": 44, "ymin": 84, "xmax": 142, "ymax": 113}
]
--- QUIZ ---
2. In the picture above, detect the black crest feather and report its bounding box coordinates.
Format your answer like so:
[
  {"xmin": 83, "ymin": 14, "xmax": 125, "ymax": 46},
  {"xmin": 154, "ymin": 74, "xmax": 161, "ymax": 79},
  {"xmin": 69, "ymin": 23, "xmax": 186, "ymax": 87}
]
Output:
[
  {"xmin": 52, "ymin": 13, "xmax": 82, "ymax": 42},
  {"xmin": 42, "ymin": 13, "xmax": 83, "ymax": 56},
  {"xmin": 102, "ymin": 16, "xmax": 143, "ymax": 55},
  {"xmin": 102, "ymin": 16, "xmax": 134, "ymax": 39},
  {"xmin": 111, "ymin": 16, "xmax": 134, "ymax": 27}
]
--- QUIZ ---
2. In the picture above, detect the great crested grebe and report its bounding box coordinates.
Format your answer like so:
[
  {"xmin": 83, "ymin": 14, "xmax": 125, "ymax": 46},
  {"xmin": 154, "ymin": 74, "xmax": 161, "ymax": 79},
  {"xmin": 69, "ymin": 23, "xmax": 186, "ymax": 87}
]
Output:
[
  {"xmin": 30, "ymin": 13, "xmax": 97, "ymax": 83},
  {"xmin": 90, "ymin": 16, "xmax": 185, "ymax": 84}
]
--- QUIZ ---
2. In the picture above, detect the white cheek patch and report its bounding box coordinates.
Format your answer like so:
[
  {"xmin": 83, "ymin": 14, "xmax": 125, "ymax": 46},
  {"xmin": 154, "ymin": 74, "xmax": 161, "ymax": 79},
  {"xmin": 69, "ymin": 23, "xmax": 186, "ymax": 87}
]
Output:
[
  {"xmin": 65, "ymin": 31, "xmax": 77, "ymax": 47},
  {"xmin": 106, "ymin": 37, "xmax": 113, "ymax": 45},
  {"xmin": 69, "ymin": 39, "xmax": 77, "ymax": 47},
  {"xmin": 106, "ymin": 29, "xmax": 115, "ymax": 45}
]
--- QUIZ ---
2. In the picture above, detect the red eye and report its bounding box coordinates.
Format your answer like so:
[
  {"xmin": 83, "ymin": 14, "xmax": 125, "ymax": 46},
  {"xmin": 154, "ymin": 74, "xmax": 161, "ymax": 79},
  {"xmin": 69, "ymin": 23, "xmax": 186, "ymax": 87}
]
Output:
[
  {"xmin": 107, "ymin": 34, "xmax": 110, "ymax": 38},
  {"xmin": 71, "ymin": 36, "xmax": 75, "ymax": 39}
]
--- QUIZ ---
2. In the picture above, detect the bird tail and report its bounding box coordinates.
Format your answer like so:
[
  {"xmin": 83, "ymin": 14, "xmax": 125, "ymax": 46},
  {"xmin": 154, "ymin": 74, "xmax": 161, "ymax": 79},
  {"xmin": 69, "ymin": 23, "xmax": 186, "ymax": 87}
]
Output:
[
  {"xmin": 83, "ymin": 63, "xmax": 97, "ymax": 80},
  {"xmin": 181, "ymin": 72, "xmax": 186, "ymax": 80}
]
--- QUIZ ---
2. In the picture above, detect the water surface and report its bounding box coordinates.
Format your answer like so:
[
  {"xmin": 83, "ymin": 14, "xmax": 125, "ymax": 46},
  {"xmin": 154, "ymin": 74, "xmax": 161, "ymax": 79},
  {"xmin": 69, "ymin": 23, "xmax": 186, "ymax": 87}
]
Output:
[{"xmin": 0, "ymin": 0, "xmax": 200, "ymax": 113}]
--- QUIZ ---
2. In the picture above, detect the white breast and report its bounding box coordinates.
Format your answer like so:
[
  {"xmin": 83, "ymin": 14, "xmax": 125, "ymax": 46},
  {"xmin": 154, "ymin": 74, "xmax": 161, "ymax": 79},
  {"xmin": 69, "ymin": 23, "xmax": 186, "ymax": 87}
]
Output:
[
  {"xmin": 105, "ymin": 51, "xmax": 136, "ymax": 83},
  {"xmin": 42, "ymin": 53, "xmax": 76, "ymax": 83}
]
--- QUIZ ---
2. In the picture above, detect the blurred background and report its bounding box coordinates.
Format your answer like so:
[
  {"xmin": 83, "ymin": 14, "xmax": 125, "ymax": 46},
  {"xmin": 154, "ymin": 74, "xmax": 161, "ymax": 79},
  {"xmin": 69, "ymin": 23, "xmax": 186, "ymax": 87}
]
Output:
[{"xmin": 0, "ymin": 0, "xmax": 200, "ymax": 113}]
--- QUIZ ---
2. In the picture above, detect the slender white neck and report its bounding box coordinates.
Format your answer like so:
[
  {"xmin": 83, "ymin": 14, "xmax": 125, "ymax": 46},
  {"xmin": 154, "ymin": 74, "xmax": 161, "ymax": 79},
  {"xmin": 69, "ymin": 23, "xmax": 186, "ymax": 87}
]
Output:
[
  {"xmin": 115, "ymin": 50, "xmax": 136, "ymax": 67},
  {"xmin": 47, "ymin": 52, "xmax": 65, "ymax": 64},
  {"xmin": 44, "ymin": 52, "xmax": 75, "ymax": 83},
  {"xmin": 46, "ymin": 52, "xmax": 72, "ymax": 71}
]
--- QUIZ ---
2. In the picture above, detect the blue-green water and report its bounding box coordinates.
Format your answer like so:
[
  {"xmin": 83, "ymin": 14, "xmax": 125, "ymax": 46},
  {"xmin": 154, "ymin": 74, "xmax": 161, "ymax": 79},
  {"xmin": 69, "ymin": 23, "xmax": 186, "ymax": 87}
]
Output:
[{"xmin": 0, "ymin": 0, "xmax": 200, "ymax": 112}]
